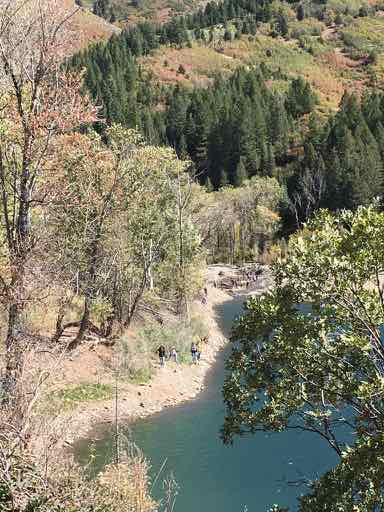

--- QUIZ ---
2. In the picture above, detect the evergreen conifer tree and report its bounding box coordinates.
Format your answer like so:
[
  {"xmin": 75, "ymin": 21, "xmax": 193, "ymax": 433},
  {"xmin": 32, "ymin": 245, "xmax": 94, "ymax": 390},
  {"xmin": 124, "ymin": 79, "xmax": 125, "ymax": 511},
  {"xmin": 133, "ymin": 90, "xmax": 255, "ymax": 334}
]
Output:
[
  {"xmin": 205, "ymin": 177, "xmax": 214, "ymax": 192},
  {"xmin": 219, "ymin": 169, "xmax": 229, "ymax": 188},
  {"xmin": 264, "ymin": 142, "xmax": 275, "ymax": 176},
  {"xmin": 286, "ymin": 77, "xmax": 317, "ymax": 118},
  {"xmin": 297, "ymin": 4, "xmax": 305, "ymax": 21},
  {"xmin": 234, "ymin": 157, "xmax": 248, "ymax": 186},
  {"xmin": 275, "ymin": 11, "xmax": 288, "ymax": 37}
]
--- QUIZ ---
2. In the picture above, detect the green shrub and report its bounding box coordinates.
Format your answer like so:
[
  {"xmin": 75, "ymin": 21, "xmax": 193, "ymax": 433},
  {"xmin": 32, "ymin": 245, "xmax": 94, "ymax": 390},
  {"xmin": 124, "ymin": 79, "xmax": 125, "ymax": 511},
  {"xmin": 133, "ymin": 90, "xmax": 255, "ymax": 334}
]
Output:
[
  {"xmin": 124, "ymin": 368, "xmax": 153, "ymax": 384},
  {"xmin": 55, "ymin": 383, "xmax": 113, "ymax": 405},
  {"xmin": 136, "ymin": 317, "xmax": 209, "ymax": 362}
]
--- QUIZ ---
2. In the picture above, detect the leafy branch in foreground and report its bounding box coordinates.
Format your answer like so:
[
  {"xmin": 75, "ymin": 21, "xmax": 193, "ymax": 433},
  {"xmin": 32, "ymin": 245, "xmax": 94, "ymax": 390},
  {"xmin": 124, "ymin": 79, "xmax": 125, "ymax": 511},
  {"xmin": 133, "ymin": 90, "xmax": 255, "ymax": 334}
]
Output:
[{"xmin": 222, "ymin": 205, "xmax": 384, "ymax": 510}]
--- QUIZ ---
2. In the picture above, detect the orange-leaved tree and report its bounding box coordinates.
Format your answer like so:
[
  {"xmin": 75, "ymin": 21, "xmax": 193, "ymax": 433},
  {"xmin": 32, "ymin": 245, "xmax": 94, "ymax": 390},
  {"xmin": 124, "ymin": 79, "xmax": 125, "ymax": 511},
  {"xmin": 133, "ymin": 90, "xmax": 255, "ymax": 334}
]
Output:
[{"xmin": 0, "ymin": 0, "xmax": 97, "ymax": 398}]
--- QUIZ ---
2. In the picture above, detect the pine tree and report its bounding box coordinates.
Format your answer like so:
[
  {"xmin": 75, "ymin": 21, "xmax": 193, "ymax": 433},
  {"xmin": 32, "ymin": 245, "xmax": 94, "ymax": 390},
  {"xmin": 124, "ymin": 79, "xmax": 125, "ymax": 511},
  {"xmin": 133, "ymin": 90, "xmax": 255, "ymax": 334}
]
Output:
[
  {"xmin": 297, "ymin": 4, "xmax": 305, "ymax": 21},
  {"xmin": 205, "ymin": 177, "xmax": 214, "ymax": 192},
  {"xmin": 166, "ymin": 87, "xmax": 189, "ymax": 149},
  {"xmin": 275, "ymin": 11, "xmax": 288, "ymax": 37},
  {"xmin": 286, "ymin": 77, "xmax": 317, "ymax": 118},
  {"xmin": 264, "ymin": 143, "xmax": 275, "ymax": 177},
  {"xmin": 224, "ymin": 28, "xmax": 233, "ymax": 41},
  {"xmin": 93, "ymin": 0, "xmax": 110, "ymax": 18},
  {"xmin": 234, "ymin": 157, "xmax": 248, "ymax": 186},
  {"xmin": 249, "ymin": 21, "xmax": 257, "ymax": 36},
  {"xmin": 178, "ymin": 134, "xmax": 189, "ymax": 160},
  {"xmin": 374, "ymin": 122, "xmax": 384, "ymax": 160},
  {"xmin": 269, "ymin": 96, "xmax": 289, "ymax": 159},
  {"xmin": 242, "ymin": 20, "xmax": 250, "ymax": 34},
  {"xmin": 219, "ymin": 169, "xmax": 229, "ymax": 188},
  {"xmin": 238, "ymin": 100, "xmax": 264, "ymax": 176}
]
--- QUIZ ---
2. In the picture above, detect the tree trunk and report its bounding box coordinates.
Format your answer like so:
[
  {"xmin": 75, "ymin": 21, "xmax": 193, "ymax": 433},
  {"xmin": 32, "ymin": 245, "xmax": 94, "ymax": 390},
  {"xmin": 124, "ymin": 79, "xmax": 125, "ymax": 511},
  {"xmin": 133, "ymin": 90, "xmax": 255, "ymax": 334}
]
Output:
[
  {"xmin": 124, "ymin": 272, "xmax": 147, "ymax": 328},
  {"xmin": 3, "ymin": 159, "xmax": 31, "ymax": 397},
  {"xmin": 3, "ymin": 302, "xmax": 23, "ymax": 401},
  {"xmin": 147, "ymin": 239, "xmax": 154, "ymax": 291},
  {"xmin": 4, "ymin": 188, "xmax": 29, "ymax": 400},
  {"xmin": 70, "ymin": 216, "xmax": 103, "ymax": 348},
  {"xmin": 69, "ymin": 295, "xmax": 90, "ymax": 349},
  {"xmin": 52, "ymin": 310, "xmax": 66, "ymax": 344}
]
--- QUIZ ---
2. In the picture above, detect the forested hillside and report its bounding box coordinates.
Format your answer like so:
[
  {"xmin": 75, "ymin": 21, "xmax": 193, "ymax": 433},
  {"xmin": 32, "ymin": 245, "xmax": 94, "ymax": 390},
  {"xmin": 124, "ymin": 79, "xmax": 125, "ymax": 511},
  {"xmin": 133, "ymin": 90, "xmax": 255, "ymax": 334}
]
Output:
[
  {"xmin": 69, "ymin": 0, "xmax": 384, "ymax": 234},
  {"xmin": 3, "ymin": 1, "xmax": 384, "ymax": 511},
  {"xmin": 81, "ymin": 0, "xmax": 206, "ymax": 23}
]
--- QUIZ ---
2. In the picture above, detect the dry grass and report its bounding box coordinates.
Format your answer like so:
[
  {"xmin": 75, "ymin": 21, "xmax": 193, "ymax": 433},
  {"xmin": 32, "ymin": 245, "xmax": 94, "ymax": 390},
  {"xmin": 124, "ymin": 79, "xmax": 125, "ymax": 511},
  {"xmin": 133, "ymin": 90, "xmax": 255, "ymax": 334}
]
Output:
[
  {"xmin": 63, "ymin": 0, "xmax": 120, "ymax": 53},
  {"xmin": 289, "ymin": 17, "xmax": 326, "ymax": 38},
  {"xmin": 82, "ymin": 0, "xmax": 206, "ymax": 24},
  {"xmin": 223, "ymin": 35, "xmax": 345, "ymax": 111},
  {"xmin": 141, "ymin": 34, "xmax": 346, "ymax": 111},
  {"xmin": 327, "ymin": 0, "xmax": 381, "ymax": 13},
  {"xmin": 341, "ymin": 16, "xmax": 384, "ymax": 54},
  {"xmin": 142, "ymin": 43, "xmax": 242, "ymax": 86}
]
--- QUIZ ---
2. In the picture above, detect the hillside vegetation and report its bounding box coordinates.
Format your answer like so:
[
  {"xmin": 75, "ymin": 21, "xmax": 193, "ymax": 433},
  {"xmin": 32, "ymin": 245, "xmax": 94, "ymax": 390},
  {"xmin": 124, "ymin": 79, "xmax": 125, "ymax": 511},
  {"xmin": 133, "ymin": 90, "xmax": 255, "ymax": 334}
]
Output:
[
  {"xmin": 68, "ymin": 0, "xmax": 384, "ymax": 236},
  {"xmin": 82, "ymin": 0, "xmax": 206, "ymax": 23},
  {"xmin": 3, "ymin": 1, "xmax": 384, "ymax": 511},
  {"xmin": 64, "ymin": 0, "xmax": 119, "ymax": 52}
]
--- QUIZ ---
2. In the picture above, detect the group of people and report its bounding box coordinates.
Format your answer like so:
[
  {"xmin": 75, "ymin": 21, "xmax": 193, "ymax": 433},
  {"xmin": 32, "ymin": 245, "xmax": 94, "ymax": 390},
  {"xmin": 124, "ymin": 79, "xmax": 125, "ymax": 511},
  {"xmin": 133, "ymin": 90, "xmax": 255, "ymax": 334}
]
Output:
[
  {"xmin": 157, "ymin": 345, "xmax": 178, "ymax": 367},
  {"xmin": 157, "ymin": 336, "xmax": 208, "ymax": 367},
  {"xmin": 190, "ymin": 339, "xmax": 202, "ymax": 364},
  {"xmin": 213, "ymin": 267, "xmax": 262, "ymax": 290},
  {"xmin": 241, "ymin": 267, "xmax": 262, "ymax": 288}
]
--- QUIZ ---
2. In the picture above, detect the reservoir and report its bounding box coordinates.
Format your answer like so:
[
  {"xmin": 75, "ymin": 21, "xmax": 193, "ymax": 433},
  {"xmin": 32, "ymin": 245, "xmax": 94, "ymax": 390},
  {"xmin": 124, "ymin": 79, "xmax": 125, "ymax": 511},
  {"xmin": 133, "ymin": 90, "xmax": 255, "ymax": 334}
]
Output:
[{"xmin": 75, "ymin": 296, "xmax": 338, "ymax": 511}]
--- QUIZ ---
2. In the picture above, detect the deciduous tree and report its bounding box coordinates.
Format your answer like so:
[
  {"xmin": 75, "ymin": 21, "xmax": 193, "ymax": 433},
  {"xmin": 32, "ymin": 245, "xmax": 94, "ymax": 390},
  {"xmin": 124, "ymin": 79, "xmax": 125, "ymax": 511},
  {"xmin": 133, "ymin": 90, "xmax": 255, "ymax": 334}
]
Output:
[
  {"xmin": 0, "ymin": 0, "xmax": 96, "ymax": 396},
  {"xmin": 223, "ymin": 205, "xmax": 384, "ymax": 510}
]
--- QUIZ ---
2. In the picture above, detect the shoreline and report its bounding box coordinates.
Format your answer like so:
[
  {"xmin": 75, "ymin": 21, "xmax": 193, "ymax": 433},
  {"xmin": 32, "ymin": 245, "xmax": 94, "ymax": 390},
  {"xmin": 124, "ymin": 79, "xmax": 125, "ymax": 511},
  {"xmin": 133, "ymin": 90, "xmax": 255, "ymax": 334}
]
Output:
[
  {"xmin": 59, "ymin": 265, "xmax": 272, "ymax": 448},
  {"xmin": 62, "ymin": 285, "xmax": 233, "ymax": 447}
]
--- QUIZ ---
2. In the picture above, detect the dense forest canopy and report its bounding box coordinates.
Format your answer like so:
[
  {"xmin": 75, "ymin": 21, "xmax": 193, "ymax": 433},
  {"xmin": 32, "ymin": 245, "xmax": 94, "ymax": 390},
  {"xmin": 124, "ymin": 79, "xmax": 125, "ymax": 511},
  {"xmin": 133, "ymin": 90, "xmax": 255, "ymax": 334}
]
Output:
[{"xmin": 69, "ymin": 0, "xmax": 384, "ymax": 234}]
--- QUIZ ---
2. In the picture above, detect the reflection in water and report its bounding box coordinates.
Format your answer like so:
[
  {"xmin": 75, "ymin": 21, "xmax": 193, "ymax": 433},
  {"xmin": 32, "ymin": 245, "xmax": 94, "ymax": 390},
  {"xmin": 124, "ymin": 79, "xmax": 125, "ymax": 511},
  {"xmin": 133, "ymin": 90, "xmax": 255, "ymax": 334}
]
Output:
[{"xmin": 74, "ymin": 297, "xmax": 338, "ymax": 512}]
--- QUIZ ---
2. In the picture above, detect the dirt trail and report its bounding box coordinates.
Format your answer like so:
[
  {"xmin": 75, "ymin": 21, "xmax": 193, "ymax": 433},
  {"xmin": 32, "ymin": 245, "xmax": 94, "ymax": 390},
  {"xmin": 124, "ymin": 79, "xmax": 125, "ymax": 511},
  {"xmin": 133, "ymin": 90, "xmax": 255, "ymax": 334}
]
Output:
[
  {"xmin": 61, "ymin": 284, "xmax": 231, "ymax": 445},
  {"xmin": 58, "ymin": 265, "xmax": 271, "ymax": 446},
  {"xmin": 320, "ymin": 25, "xmax": 366, "ymax": 70}
]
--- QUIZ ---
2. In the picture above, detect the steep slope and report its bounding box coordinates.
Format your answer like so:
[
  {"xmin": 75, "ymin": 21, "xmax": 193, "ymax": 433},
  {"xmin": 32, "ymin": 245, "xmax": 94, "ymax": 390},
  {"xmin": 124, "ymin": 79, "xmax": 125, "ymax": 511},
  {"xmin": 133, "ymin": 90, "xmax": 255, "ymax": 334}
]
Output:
[
  {"xmin": 64, "ymin": 0, "xmax": 120, "ymax": 53},
  {"xmin": 80, "ymin": 0, "xmax": 208, "ymax": 24},
  {"xmin": 138, "ymin": 4, "xmax": 384, "ymax": 113}
]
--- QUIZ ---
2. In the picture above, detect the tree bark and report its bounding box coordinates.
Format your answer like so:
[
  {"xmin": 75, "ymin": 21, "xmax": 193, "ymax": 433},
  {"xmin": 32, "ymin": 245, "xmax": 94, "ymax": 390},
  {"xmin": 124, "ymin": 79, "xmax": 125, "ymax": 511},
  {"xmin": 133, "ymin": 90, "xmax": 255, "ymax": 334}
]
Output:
[
  {"xmin": 69, "ymin": 295, "xmax": 90, "ymax": 349},
  {"xmin": 4, "ymin": 302, "xmax": 23, "ymax": 400},
  {"xmin": 4, "ymin": 176, "xmax": 30, "ymax": 401}
]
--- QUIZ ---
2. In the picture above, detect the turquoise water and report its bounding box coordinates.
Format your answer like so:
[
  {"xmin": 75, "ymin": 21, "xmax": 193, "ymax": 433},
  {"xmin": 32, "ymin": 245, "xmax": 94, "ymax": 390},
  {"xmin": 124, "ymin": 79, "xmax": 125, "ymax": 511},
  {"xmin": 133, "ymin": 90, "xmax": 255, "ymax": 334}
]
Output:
[{"xmin": 75, "ymin": 297, "xmax": 338, "ymax": 511}]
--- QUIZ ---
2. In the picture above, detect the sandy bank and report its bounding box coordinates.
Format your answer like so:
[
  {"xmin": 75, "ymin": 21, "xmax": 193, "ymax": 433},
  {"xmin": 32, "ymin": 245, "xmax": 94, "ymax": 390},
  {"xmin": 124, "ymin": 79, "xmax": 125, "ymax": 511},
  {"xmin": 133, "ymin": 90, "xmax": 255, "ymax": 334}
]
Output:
[
  {"xmin": 58, "ymin": 265, "xmax": 272, "ymax": 447},
  {"xmin": 61, "ymin": 286, "xmax": 230, "ymax": 445}
]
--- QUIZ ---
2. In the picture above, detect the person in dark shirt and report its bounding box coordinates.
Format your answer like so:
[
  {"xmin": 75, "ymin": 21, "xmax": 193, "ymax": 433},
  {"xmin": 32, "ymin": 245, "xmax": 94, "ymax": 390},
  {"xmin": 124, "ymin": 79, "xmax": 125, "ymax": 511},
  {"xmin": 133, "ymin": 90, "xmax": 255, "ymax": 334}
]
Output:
[
  {"xmin": 157, "ymin": 345, "xmax": 166, "ymax": 367},
  {"xmin": 191, "ymin": 342, "xmax": 198, "ymax": 364}
]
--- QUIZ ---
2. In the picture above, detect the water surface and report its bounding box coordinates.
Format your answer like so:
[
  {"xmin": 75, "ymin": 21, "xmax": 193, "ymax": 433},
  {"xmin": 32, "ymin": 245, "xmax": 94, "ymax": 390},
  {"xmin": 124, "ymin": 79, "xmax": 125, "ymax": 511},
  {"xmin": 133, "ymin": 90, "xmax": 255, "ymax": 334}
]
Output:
[{"xmin": 75, "ymin": 297, "xmax": 338, "ymax": 511}]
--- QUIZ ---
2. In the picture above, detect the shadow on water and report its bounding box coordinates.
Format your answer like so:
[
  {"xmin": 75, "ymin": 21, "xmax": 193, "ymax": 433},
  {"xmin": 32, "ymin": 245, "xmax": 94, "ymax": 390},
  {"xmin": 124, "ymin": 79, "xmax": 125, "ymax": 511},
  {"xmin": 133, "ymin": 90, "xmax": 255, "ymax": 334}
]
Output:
[{"xmin": 74, "ymin": 295, "xmax": 338, "ymax": 512}]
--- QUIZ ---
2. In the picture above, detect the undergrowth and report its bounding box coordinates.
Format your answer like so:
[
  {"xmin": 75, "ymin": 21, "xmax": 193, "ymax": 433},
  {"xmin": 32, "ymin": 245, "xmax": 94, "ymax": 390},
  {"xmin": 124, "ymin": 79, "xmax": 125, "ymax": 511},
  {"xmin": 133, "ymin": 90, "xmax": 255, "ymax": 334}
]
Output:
[{"xmin": 54, "ymin": 383, "xmax": 114, "ymax": 408}]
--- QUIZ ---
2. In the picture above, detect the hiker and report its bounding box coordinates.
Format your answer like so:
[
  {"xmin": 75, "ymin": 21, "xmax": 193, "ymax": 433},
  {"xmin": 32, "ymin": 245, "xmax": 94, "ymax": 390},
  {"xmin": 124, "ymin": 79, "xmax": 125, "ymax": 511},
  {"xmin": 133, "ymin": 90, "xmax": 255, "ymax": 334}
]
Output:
[
  {"xmin": 157, "ymin": 345, "xmax": 166, "ymax": 367},
  {"xmin": 196, "ymin": 339, "xmax": 202, "ymax": 362},
  {"xmin": 170, "ymin": 346, "xmax": 178, "ymax": 363},
  {"xmin": 191, "ymin": 342, "xmax": 198, "ymax": 364}
]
